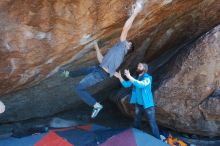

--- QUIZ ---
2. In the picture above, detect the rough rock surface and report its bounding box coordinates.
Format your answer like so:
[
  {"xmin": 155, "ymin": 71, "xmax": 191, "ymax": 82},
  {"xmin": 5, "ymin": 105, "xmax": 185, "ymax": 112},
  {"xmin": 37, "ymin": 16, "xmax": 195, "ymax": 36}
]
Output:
[
  {"xmin": 199, "ymin": 89, "xmax": 220, "ymax": 122},
  {"xmin": 154, "ymin": 25, "xmax": 220, "ymax": 136},
  {"xmin": 0, "ymin": 0, "xmax": 220, "ymax": 136},
  {"xmin": 115, "ymin": 25, "xmax": 220, "ymax": 136},
  {"xmin": 1, "ymin": 0, "xmax": 220, "ymax": 95}
]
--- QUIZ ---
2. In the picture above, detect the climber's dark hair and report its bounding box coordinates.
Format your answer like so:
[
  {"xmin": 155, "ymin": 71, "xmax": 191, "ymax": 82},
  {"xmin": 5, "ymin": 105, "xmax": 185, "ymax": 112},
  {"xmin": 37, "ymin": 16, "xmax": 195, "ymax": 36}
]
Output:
[{"xmin": 127, "ymin": 40, "xmax": 135, "ymax": 54}]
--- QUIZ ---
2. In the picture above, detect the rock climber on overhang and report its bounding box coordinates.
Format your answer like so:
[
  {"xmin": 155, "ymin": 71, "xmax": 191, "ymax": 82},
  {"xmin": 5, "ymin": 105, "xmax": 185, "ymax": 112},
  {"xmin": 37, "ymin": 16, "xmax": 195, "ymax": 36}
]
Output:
[{"xmin": 60, "ymin": 0, "xmax": 144, "ymax": 118}]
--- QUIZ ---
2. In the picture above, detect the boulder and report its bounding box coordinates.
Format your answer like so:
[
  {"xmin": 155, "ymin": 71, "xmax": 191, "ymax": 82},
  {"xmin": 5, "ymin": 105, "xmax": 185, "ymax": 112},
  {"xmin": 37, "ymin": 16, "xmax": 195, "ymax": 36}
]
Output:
[{"xmin": 0, "ymin": 0, "xmax": 220, "ymax": 127}]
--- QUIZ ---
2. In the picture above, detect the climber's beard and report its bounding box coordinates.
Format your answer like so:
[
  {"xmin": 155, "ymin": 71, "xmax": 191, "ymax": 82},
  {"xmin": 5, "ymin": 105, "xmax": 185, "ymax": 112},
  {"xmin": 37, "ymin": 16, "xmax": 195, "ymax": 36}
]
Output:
[{"xmin": 136, "ymin": 69, "xmax": 145, "ymax": 75}]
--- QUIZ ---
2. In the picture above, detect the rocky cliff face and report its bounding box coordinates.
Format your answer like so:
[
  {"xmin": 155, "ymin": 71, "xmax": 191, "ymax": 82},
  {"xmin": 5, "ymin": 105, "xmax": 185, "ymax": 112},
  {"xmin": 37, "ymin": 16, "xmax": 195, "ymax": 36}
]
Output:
[
  {"xmin": 154, "ymin": 25, "xmax": 220, "ymax": 136},
  {"xmin": 0, "ymin": 0, "xmax": 220, "ymax": 136}
]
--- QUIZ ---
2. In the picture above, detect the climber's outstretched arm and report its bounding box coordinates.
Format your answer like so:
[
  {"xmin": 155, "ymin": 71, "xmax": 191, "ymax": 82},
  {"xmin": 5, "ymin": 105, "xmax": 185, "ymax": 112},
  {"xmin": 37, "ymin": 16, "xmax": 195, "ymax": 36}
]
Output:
[{"xmin": 120, "ymin": 2, "xmax": 143, "ymax": 42}]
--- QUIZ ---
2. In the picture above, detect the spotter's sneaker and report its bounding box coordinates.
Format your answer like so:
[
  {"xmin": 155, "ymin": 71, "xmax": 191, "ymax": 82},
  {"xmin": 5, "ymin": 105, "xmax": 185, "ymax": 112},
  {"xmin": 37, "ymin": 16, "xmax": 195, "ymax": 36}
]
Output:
[{"xmin": 91, "ymin": 103, "xmax": 103, "ymax": 118}]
